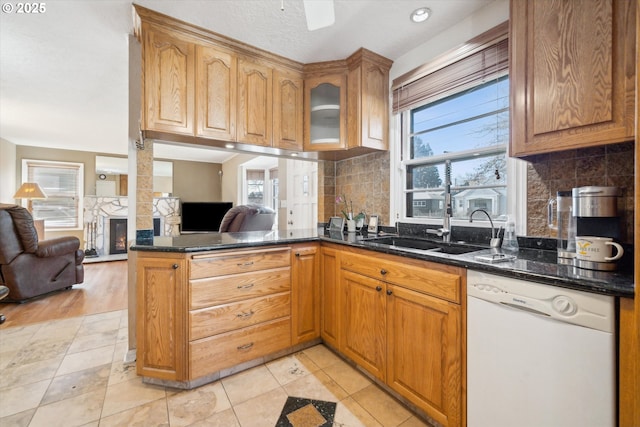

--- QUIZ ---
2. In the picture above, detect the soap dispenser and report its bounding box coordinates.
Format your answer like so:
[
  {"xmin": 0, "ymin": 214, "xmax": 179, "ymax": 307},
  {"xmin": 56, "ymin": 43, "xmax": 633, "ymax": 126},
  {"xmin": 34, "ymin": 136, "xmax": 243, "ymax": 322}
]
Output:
[{"xmin": 502, "ymin": 216, "xmax": 519, "ymax": 253}]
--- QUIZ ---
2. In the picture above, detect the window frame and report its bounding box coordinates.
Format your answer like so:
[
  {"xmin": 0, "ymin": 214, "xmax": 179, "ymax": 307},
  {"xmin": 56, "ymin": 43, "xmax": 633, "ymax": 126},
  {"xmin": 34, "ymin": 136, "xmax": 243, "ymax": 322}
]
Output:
[{"xmin": 21, "ymin": 159, "xmax": 84, "ymax": 231}]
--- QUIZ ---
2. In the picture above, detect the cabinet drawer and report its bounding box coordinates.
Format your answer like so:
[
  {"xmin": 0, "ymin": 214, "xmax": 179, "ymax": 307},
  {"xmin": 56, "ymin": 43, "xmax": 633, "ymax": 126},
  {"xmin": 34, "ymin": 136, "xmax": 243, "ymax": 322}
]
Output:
[
  {"xmin": 342, "ymin": 252, "xmax": 461, "ymax": 303},
  {"xmin": 190, "ymin": 317, "xmax": 291, "ymax": 378},
  {"xmin": 190, "ymin": 248, "xmax": 290, "ymax": 279},
  {"xmin": 190, "ymin": 267, "xmax": 290, "ymax": 309},
  {"xmin": 190, "ymin": 292, "xmax": 291, "ymax": 340}
]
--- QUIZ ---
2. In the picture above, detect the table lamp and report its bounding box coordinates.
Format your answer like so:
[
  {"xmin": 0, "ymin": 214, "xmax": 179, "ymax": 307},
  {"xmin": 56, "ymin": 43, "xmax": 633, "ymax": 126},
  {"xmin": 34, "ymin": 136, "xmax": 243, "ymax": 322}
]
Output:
[{"xmin": 13, "ymin": 182, "xmax": 47, "ymax": 214}]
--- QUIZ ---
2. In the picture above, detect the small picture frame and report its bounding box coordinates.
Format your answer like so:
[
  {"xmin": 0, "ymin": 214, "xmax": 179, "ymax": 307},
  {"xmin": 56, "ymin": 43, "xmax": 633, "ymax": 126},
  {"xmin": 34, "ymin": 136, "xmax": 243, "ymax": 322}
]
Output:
[
  {"xmin": 367, "ymin": 215, "xmax": 379, "ymax": 234},
  {"xmin": 329, "ymin": 216, "xmax": 345, "ymax": 232}
]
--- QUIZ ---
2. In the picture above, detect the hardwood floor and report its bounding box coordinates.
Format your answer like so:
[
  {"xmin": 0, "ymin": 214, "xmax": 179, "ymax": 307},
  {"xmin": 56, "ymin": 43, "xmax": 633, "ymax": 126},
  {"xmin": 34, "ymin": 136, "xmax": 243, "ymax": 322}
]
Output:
[{"xmin": 0, "ymin": 260, "xmax": 128, "ymax": 328}]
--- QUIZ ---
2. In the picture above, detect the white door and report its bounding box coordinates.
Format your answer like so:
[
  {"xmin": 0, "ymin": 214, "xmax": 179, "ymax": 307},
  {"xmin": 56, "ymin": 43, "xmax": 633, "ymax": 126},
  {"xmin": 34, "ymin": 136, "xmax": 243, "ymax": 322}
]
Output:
[{"xmin": 285, "ymin": 159, "xmax": 317, "ymax": 230}]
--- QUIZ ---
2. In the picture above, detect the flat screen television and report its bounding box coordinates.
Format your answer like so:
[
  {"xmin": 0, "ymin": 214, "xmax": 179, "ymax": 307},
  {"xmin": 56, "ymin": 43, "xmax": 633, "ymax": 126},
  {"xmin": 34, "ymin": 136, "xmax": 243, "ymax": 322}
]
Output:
[{"xmin": 181, "ymin": 202, "xmax": 233, "ymax": 232}]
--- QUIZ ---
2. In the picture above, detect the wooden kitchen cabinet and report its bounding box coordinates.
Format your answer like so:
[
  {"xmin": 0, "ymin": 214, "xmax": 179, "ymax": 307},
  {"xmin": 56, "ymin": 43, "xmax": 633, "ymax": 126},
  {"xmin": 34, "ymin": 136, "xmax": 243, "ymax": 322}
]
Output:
[
  {"xmin": 290, "ymin": 243, "xmax": 320, "ymax": 344},
  {"xmin": 304, "ymin": 73, "xmax": 348, "ymax": 151},
  {"xmin": 195, "ymin": 44, "xmax": 237, "ymax": 140},
  {"xmin": 510, "ymin": 0, "xmax": 636, "ymax": 157},
  {"xmin": 320, "ymin": 245, "xmax": 341, "ymax": 349},
  {"xmin": 340, "ymin": 269, "xmax": 387, "ymax": 381},
  {"xmin": 142, "ymin": 25, "xmax": 195, "ymax": 135},
  {"xmin": 136, "ymin": 253, "xmax": 187, "ymax": 381},
  {"xmin": 347, "ymin": 49, "xmax": 392, "ymax": 151},
  {"xmin": 237, "ymin": 57, "xmax": 273, "ymax": 147},
  {"xmin": 340, "ymin": 248, "xmax": 464, "ymax": 427},
  {"xmin": 273, "ymin": 68, "xmax": 304, "ymax": 150}
]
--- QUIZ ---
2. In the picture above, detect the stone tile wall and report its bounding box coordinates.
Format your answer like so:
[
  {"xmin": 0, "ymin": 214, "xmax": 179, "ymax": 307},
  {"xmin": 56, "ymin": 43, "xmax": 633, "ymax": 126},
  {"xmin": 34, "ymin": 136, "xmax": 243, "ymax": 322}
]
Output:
[{"xmin": 526, "ymin": 141, "xmax": 635, "ymax": 243}]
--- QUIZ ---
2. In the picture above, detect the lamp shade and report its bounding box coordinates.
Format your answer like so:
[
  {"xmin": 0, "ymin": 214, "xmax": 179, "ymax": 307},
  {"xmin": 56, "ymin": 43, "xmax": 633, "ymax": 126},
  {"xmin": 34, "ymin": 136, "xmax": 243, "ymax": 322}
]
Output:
[{"xmin": 13, "ymin": 182, "xmax": 47, "ymax": 199}]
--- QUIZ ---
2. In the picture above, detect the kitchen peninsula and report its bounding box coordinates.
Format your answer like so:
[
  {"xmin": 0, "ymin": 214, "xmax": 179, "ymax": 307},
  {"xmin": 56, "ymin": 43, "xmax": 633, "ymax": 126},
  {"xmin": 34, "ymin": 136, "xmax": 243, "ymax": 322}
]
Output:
[{"xmin": 131, "ymin": 228, "xmax": 634, "ymax": 427}]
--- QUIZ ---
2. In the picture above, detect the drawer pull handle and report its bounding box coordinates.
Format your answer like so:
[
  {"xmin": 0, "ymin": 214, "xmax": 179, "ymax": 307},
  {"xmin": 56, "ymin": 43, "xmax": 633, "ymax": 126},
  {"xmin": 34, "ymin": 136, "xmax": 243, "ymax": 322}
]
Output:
[
  {"xmin": 237, "ymin": 342, "xmax": 254, "ymax": 350},
  {"xmin": 380, "ymin": 269, "xmax": 387, "ymax": 275},
  {"xmin": 236, "ymin": 310, "xmax": 255, "ymax": 318},
  {"xmin": 237, "ymin": 261, "xmax": 254, "ymax": 267},
  {"xmin": 172, "ymin": 264, "xmax": 179, "ymax": 269},
  {"xmin": 386, "ymin": 289, "xmax": 393, "ymax": 296},
  {"xmin": 376, "ymin": 286, "xmax": 382, "ymax": 292},
  {"xmin": 237, "ymin": 283, "xmax": 255, "ymax": 289}
]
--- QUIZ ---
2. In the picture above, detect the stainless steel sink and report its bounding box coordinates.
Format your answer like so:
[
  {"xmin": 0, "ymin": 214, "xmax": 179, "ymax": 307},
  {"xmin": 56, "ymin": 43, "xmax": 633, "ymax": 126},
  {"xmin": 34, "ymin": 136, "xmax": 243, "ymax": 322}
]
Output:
[{"xmin": 362, "ymin": 236, "xmax": 485, "ymax": 255}]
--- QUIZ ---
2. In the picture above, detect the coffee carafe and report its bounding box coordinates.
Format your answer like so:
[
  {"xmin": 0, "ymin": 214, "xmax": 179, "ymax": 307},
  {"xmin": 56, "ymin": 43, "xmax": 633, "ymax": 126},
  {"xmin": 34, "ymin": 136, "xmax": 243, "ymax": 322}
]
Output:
[{"xmin": 548, "ymin": 190, "xmax": 576, "ymax": 261}]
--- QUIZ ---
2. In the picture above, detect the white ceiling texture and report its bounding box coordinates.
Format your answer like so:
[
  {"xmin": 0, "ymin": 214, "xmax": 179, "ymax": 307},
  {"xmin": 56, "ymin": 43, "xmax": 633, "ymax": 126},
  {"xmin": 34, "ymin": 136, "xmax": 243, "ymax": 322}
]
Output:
[{"xmin": 0, "ymin": 0, "xmax": 493, "ymax": 164}]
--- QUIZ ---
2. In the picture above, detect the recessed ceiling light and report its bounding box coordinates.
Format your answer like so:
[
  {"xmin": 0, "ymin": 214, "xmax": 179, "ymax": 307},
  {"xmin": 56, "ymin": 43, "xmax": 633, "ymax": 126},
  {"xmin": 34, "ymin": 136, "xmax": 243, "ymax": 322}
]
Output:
[{"xmin": 410, "ymin": 7, "xmax": 431, "ymax": 23}]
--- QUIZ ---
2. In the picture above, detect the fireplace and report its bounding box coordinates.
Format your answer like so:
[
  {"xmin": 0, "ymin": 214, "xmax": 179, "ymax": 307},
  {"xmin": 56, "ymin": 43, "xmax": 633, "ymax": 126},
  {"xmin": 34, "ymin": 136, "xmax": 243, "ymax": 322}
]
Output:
[
  {"xmin": 109, "ymin": 218, "xmax": 128, "ymax": 254},
  {"xmin": 107, "ymin": 217, "xmax": 162, "ymax": 255}
]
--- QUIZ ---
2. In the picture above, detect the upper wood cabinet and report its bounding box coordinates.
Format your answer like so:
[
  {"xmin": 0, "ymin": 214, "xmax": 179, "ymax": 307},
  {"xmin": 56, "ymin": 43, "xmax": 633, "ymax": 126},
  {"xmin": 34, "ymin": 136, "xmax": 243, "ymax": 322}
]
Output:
[
  {"xmin": 274, "ymin": 69, "xmax": 304, "ymax": 151},
  {"xmin": 347, "ymin": 49, "xmax": 392, "ymax": 151},
  {"xmin": 237, "ymin": 57, "xmax": 273, "ymax": 147},
  {"xmin": 510, "ymin": 0, "xmax": 636, "ymax": 157},
  {"xmin": 195, "ymin": 45, "xmax": 237, "ymax": 140},
  {"xmin": 304, "ymin": 73, "xmax": 348, "ymax": 151},
  {"xmin": 143, "ymin": 25, "xmax": 195, "ymax": 135}
]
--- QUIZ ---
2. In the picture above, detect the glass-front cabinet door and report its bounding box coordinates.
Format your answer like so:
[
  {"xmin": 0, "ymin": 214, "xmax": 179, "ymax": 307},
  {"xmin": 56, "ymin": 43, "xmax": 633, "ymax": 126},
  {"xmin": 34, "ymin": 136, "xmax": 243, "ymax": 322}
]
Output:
[{"xmin": 304, "ymin": 75, "xmax": 347, "ymax": 151}]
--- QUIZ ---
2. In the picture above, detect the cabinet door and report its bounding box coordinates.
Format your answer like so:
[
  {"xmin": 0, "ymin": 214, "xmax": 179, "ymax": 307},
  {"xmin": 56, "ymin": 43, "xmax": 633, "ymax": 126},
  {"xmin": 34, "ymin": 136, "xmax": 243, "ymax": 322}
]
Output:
[
  {"xmin": 273, "ymin": 68, "xmax": 304, "ymax": 151},
  {"xmin": 237, "ymin": 57, "xmax": 273, "ymax": 146},
  {"xmin": 304, "ymin": 75, "xmax": 347, "ymax": 151},
  {"xmin": 510, "ymin": 0, "xmax": 636, "ymax": 156},
  {"xmin": 347, "ymin": 60, "xmax": 389, "ymax": 151},
  {"xmin": 195, "ymin": 45, "xmax": 237, "ymax": 140},
  {"xmin": 291, "ymin": 244, "xmax": 320, "ymax": 344},
  {"xmin": 340, "ymin": 269, "xmax": 386, "ymax": 381},
  {"xmin": 320, "ymin": 247, "xmax": 340, "ymax": 349},
  {"xmin": 143, "ymin": 26, "xmax": 195, "ymax": 135},
  {"xmin": 387, "ymin": 285, "xmax": 462, "ymax": 427},
  {"xmin": 136, "ymin": 256, "xmax": 187, "ymax": 381}
]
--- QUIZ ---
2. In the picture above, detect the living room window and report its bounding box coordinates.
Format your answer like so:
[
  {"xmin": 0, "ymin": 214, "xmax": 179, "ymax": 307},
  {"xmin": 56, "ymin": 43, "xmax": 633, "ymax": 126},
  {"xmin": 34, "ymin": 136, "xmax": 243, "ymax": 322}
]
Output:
[{"xmin": 22, "ymin": 159, "xmax": 84, "ymax": 230}]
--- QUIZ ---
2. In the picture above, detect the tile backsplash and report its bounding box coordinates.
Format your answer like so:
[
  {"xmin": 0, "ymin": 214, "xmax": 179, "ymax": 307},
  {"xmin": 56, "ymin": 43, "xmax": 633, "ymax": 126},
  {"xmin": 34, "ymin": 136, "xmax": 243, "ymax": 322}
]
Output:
[{"xmin": 526, "ymin": 141, "xmax": 635, "ymax": 244}]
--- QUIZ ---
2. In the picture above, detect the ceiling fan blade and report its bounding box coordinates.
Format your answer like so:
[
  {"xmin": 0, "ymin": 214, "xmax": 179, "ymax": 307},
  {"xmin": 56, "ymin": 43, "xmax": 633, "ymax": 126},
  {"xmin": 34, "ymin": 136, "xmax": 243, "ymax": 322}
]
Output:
[{"xmin": 303, "ymin": 0, "xmax": 335, "ymax": 31}]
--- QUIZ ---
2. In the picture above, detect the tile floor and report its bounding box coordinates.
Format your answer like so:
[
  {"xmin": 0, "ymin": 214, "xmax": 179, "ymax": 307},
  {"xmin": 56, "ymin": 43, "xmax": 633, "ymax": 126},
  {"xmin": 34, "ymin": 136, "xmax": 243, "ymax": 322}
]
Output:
[{"xmin": 0, "ymin": 310, "xmax": 432, "ymax": 427}]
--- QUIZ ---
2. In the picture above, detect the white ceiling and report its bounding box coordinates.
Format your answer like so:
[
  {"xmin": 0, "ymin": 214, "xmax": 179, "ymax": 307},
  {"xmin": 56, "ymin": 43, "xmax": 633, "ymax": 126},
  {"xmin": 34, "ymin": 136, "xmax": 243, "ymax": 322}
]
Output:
[{"xmin": 0, "ymin": 0, "xmax": 493, "ymax": 164}]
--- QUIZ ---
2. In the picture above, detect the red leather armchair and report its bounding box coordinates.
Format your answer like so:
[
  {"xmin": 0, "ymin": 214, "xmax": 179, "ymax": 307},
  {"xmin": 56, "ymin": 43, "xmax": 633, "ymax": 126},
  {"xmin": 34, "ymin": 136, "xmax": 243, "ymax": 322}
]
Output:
[{"xmin": 0, "ymin": 204, "xmax": 84, "ymax": 302}]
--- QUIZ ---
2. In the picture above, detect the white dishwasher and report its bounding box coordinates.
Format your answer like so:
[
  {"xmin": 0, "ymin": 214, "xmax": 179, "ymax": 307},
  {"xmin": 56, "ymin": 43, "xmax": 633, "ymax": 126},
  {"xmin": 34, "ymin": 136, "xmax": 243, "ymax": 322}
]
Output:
[{"xmin": 467, "ymin": 270, "xmax": 616, "ymax": 427}]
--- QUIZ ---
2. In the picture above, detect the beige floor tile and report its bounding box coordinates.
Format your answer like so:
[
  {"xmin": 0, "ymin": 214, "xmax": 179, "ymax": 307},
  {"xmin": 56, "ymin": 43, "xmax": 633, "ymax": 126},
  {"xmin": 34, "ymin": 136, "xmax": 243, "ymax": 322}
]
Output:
[
  {"xmin": 185, "ymin": 407, "xmax": 241, "ymax": 427},
  {"xmin": 352, "ymin": 384, "xmax": 413, "ymax": 427},
  {"xmin": 76, "ymin": 317, "xmax": 121, "ymax": 337},
  {"xmin": 8, "ymin": 338, "xmax": 71, "ymax": 366},
  {"xmin": 0, "ymin": 355, "xmax": 62, "ymax": 389},
  {"xmin": 98, "ymin": 398, "xmax": 169, "ymax": 427},
  {"xmin": 302, "ymin": 344, "xmax": 343, "ymax": 368},
  {"xmin": 101, "ymin": 377, "xmax": 166, "ymax": 417},
  {"xmin": 116, "ymin": 326, "xmax": 128, "ymax": 343},
  {"xmin": 0, "ymin": 408, "xmax": 36, "ymax": 427},
  {"xmin": 67, "ymin": 329, "xmax": 118, "ymax": 354},
  {"xmin": 266, "ymin": 352, "xmax": 319, "ymax": 386},
  {"xmin": 167, "ymin": 381, "xmax": 231, "ymax": 426},
  {"xmin": 399, "ymin": 415, "xmax": 434, "ymax": 427},
  {"xmin": 41, "ymin": 363, "xmax": 111, "ymax": 405},
  {"xmin": 0, "ymin": 379, "xmax": 50, "ymax": 418},
  {"xmin": 82, "ymin": 310, "xmax": 123, "ymax": 325},
  {"xmin": 0, "ymin": 323, "xmax": 41, "ymax": 352},
  {"xmin": 232, "ymin": 387, "xmax": 288, "ymax": 427},
  {"xmin": 221, "ymin": 365, "xmax": 280, "ymax": 406},
  {"xmin": 28, "ymin": 389, "xmax": 104, "ymax": 427},
  {"xmin": 323, "ymin": 357, "xmax": 373, "ymax": 395},
  {"xmin": 56, "ymin": 344, "xmax": 114, "ymax": 376},
  {"xmin": 335, "ymin": 397, "xmax": 383, "ymax": 427},
  {"xmin": 109, "ymin": 357, "xmax": 137, "ymax": 386},
  {"xmin": 30, "ymin": 317, "xmax": 83, "ymax": 343},
  {"xmin": 283, "ymin": 370, "xmax": 347, "ymax": 402}
]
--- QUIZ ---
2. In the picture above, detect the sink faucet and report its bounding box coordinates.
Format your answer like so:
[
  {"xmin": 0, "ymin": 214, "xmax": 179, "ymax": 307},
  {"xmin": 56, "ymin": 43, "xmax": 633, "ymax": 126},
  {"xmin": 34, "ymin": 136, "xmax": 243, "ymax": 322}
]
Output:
[
  {"xmin": 426, "ymin": 160, "xmax": 452, "ymax": 243},
  {"xmin": 469, "ymin": 208, "xmax": 501, "ymax": 247}
]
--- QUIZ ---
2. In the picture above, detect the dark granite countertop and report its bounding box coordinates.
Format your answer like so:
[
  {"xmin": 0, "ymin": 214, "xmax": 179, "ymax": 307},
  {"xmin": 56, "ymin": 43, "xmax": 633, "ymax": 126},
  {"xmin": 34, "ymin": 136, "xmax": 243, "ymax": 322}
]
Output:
[{"xmin": 130, "ymin": 228, "xmax": 634, "ymax": 298}]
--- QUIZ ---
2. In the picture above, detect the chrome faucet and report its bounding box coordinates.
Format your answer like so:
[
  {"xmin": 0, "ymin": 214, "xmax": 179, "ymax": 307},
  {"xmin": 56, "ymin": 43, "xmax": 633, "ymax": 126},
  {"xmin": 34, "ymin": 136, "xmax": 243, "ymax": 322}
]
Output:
[
  {"xmin": 426, "ymin": 160, "xmax": 452, "ymax": 243},
  {"xmin": 469, "ymin": 208, "xmax": 501, "ymax": 247}
]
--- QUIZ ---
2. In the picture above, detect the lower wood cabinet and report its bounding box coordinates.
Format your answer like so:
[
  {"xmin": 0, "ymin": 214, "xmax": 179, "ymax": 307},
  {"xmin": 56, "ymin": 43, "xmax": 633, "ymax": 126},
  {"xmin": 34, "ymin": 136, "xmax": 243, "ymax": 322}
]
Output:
[
  {"xmin": 339, "ymin": 247, "xmax": 464, "ymax": 427},
  {"xmin": 320, "ymin": 246, "xmax": 341, "ymax": 349},
  {"xmin": 291, "ymin": 243, "xmax": 321, "ymax": 344}
]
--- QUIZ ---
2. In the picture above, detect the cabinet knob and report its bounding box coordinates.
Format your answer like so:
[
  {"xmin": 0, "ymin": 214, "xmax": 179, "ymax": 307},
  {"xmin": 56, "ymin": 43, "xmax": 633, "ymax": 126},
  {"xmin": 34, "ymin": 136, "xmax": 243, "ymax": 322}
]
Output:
[
  {"xmin": 295, "ymin": 252, "xmax": 300, "ymax": 257},
  {"xmin": 380, "ymin": 269, "xmax": 387, "ymax": 275},
  {"xmin": 376, "ymin": 286, "xmax": 382, "ymax": 292},
  {"xmin": 172, "ymin": 264, "xmax": 179, "ymax": 269},
  {"xmin": 386, "ymin": 289, "xmax": 393, "ymax": 296}
]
